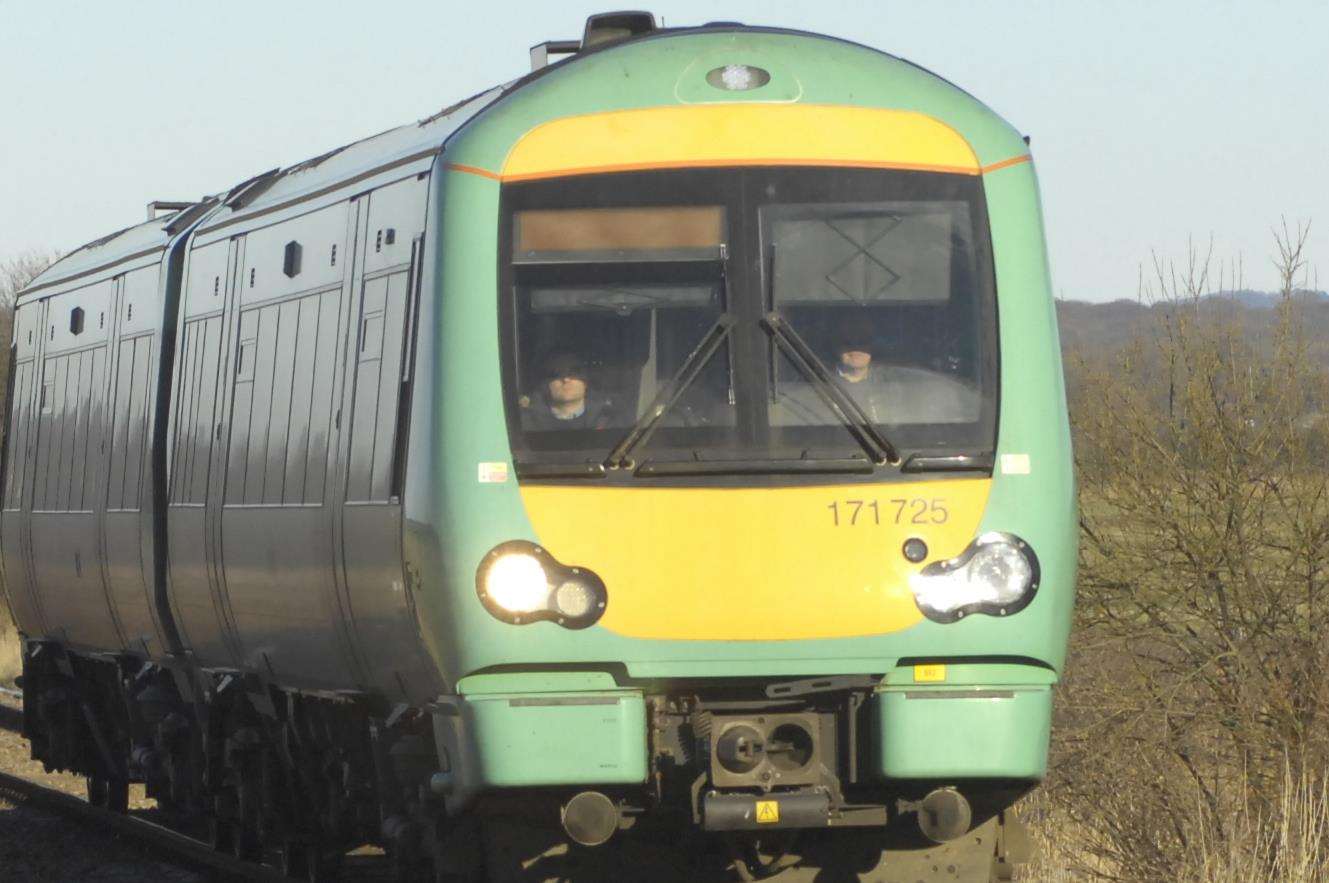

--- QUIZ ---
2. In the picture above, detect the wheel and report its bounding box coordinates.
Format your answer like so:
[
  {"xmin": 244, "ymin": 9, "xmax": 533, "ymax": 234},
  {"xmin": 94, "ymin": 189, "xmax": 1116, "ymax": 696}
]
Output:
[
  {"xmin": 392, "ymin": 837, "xmax": 424, "ymax": 882},
  {"xmin": 209, "ymin": 814, "xmax": 235, "ymax": 853},
  {"xmin": 104, "ymin": 777, "xmax": 129, "ymax": 814},
  {"xmin": 281, "ymin": 839, "xmax": 309, "ymax": 878},
  {"xmin": 304, "ymin": 842, "xmax": 343, "ymax": 883},
  {"xmin": 432, "ymin": 817, "xmax": 486, "ymax": 883},
  {"xmin": 86, "ymin": 775, "xmax": 107, "ymax": 808},
  {"xmin": 231, "ymin": 782, "xmax": 263, "ymax": 861},
  {"xmin": 231, "ymin": 820, "xmax": 262, "ymax": 862}
]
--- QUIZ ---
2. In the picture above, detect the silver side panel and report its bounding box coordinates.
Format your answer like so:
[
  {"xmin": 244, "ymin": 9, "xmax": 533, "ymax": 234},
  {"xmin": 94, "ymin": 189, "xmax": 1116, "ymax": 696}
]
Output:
[
  {"xmin": 102, "ymin": 264, "xmax": 166, "ymax": 656},
  {"xmin": 4, "ymin": 260, "xmax": 170, "ymax": 656},
  {"xmin": 335, "ymin": 175, "xmax": 439, "ymax": 700},
  {"xmin": 164, "ymin": 173, "xmax": 441, "ymax": 699},
  {"xmin": 2, "ymin": 304, "xmax": 47, "ymax": 637},
  {"xmin": 167, "ymin": 239, "xmax": 241, "ymax": 668}
]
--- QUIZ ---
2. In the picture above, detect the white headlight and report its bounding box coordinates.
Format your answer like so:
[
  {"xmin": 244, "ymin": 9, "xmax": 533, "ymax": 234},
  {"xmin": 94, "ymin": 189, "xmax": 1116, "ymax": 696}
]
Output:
[
  {"xmin": 484, "ymin": 553, "xmax": 549, "ymax": 613},
  {"xmin": 966, "ymin": 543, "xmax": 1033, "ymax": 605},
  {"xmin": 909, "ymin": 533, "xmax": 1039, "ymax": 621},
  {"xmin": 476, "ymin": 542, "xmax": 609, "ymax": 629}
]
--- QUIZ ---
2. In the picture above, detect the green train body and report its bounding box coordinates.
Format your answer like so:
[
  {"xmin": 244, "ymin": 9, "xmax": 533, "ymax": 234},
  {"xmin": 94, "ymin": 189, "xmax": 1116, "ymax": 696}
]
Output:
[
  {"xmin": 421, "ymin": 20, "xmax": 1072, "ymax": 800},
  {"xmin": 4, "ymin": 15, "xmax": 1073, "ymax": 880}
]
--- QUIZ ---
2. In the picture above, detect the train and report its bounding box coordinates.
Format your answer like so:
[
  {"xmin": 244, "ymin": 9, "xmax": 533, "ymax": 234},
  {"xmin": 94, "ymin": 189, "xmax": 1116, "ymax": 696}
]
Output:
[{"xmin": 1, "ymin": 12, "xmax": 1075, "ymax": 882}]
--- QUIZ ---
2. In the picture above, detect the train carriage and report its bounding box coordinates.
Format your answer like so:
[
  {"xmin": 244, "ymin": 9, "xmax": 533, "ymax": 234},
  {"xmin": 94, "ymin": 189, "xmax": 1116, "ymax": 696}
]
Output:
[{"xmin": 1, "ymin": 13, "xmax": 1074, "ymax": 881}]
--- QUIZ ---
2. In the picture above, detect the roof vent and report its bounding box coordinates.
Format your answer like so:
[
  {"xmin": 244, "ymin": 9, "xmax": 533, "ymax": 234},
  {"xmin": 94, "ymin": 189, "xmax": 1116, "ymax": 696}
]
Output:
[
  {"xmin": 583, "ymin": 11, "xmax": 656, "ymax": 47},
  {"xmin": 146, "ymin": 200, "xmax": 192, "ymax": 221},
  {"xmin": 530, "ymin": 11, "xmax": 656, "ymax": 71}
]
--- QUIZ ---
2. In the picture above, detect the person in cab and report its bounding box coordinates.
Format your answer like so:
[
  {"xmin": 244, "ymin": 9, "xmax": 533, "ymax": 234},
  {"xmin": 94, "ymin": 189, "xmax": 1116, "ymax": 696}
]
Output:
[
  {"xmin": 833, "ymin": 329, "xmax": 892, "ymax": 423},
  {"xmin": 523, "ymin": 351, "xmax": 617, "ymax": 431}
]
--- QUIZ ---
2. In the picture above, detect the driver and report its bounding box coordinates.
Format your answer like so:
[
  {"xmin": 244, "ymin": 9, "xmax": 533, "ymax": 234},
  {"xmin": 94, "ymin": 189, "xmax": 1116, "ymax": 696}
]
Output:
[
  {"xmin": 832, "ymin": 329, "xmax": 890, "ymax": 422},
  {"xmin": 523, "ymin": 351, "xmax": 615, "ymax": 431}
]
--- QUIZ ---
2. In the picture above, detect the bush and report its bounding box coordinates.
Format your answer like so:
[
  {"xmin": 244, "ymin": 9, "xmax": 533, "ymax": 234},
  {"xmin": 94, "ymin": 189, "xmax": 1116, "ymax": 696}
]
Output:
[{"xmin": 1037, "ymin": 224, "xmax": 1329, "ymax": 881}]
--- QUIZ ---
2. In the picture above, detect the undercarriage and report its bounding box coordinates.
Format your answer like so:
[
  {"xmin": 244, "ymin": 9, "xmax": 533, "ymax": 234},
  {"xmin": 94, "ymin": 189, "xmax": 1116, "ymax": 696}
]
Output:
[{"xmin": 19, "ymin": 643, "xmax": 1034, "ymax": 881}]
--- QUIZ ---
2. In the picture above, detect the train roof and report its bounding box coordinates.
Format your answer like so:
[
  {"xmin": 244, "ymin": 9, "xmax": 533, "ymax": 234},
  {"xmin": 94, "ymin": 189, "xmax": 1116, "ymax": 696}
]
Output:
[
  {"xmin": 17, "ymin": 85, "xmax": 506, "ymax": 303},
  {"xmin": 17, "ymin": 19, "xmax": 1021, "ymax": 305}
]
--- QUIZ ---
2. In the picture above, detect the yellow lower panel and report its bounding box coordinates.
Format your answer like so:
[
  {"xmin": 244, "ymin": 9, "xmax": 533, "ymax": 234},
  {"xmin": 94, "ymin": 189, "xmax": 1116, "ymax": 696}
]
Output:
[{"xmin": 519, "ymin": 480, "xmax": 991, "ymax": 641}]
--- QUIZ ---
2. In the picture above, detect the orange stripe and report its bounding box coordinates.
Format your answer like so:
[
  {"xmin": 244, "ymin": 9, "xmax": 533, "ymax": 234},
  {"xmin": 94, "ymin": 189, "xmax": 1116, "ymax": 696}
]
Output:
[
  {"xmin": 449, "ymin": 153, "xmax": 1031, "ymax": 183},
  {"xmin": 980, "ymin": 154, "xmax": 1032, "ymax": 175},
  {"xmin": 444, "ymin": 162, "xmax": 500, "ymax": 180}
]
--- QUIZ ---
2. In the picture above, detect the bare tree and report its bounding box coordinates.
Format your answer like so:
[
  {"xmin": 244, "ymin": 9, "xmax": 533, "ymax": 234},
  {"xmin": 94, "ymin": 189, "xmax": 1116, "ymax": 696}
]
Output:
[
  {"xmin": 1041, "ymin": 223, "xmax": 1329, "ymax": 880},
  {"xmin": 0, "ymin": 248, "xmax": 60, "ymax": 419},
  {"xmin": 0, "ymin": 248, "xmax": 61, "ymax": 309}
]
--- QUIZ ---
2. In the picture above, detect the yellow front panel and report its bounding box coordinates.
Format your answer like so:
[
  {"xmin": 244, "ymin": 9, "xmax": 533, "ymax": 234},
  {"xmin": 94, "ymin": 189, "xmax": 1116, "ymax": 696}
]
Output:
[
  {"xmin": 499, "ymin": 104, "xmax": 983, "ymax": 182},
  {"xmin": 520, "ymin": 480, "xmax": 991, "ymax": 641}
]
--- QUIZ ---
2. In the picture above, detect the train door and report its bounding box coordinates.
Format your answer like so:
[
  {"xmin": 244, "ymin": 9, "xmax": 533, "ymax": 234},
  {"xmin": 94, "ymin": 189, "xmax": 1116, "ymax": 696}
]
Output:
[
  {"xmin": 26, "ymin": 281, "xmax": 123, "ymax": 651},
  {"xmin": 101, "ymin": 265, "xmax": 168, "ymax": 657},
  {"xmin": 332, "ymin": 174, "xmax": 438, "ymax": 700},
  {"xmin": 1, "ymin": 301, "xmax": 50, "ymax": 637},
  {"xmin": 167, "ymin": 238, "xmax": 245, "ymax": 667},
  {"xmin": 212, "ymin": 201, "xmax": 363, "ymax": 689}
]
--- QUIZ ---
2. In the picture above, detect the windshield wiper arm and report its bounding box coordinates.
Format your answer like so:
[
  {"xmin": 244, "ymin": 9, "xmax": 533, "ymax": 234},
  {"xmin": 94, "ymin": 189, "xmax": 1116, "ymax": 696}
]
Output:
[
  {"xmin": 634, "ymin": 456, "xmax": 875, "ymax": 477},
  {"xmin": 604, "ymin": 315, "xmax": 735, "ymax": 468},
  {"xmin": 761, "ymin": 311, "xmax": 900, "ymax": 465}
]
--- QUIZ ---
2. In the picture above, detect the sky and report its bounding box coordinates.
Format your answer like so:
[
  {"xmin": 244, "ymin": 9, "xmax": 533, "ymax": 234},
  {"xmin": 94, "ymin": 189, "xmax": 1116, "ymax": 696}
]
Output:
[{"xmin": 1, "ymin": 0, "xmax": 1325, "ymax": 302}]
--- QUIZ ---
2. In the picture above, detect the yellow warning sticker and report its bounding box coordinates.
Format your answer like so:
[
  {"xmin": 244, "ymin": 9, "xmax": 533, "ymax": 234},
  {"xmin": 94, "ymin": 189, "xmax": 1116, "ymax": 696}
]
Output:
[
  {"xmin": 755, "ymin": 800, "xmax": 780, "ymax": 824},
  {"xmin": 914, "ymin": 664, "xmax": 947, "ymax": 683}
]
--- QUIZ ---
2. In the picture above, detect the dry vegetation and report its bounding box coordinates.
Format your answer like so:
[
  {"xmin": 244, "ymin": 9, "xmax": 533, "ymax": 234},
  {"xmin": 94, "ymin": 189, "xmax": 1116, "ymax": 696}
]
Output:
[{"xmin": 1030, "ymin": 224, "xmax": 1329, "ymax": 881}]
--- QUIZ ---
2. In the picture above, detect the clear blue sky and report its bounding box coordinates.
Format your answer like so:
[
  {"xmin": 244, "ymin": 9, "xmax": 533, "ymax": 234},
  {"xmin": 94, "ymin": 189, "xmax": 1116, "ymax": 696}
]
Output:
[{"xmin": 2, "ymin": 1, "xmax": 1324, "ymax": 301}]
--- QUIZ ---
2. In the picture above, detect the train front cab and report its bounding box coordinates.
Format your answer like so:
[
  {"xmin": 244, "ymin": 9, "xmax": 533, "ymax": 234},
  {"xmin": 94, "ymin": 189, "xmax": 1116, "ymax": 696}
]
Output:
[{"xmin": 413, "ymin": 28, "xmax": 1075, "ymax": 880}]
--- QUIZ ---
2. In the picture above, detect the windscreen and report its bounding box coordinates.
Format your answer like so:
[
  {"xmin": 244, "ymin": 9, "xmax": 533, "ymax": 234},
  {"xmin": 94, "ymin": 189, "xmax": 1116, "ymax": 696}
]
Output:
[
  {"xmin": 500, "ymin": 167, "xmax": 997, "ymax": 481},
  {"xmin": 765, "ymin": 201, "xmax": 985, "ymax": 436}
]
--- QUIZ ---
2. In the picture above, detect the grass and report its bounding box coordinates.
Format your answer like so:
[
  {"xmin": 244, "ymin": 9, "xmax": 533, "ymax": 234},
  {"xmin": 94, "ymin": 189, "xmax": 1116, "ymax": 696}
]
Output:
[
  {"xmin": 0, "ymin": 601, "xmax": 18, "ymax": 687},
  {"xmin": 1023, "ymin": 738, "xmax": 1329, "ymax": 881}
]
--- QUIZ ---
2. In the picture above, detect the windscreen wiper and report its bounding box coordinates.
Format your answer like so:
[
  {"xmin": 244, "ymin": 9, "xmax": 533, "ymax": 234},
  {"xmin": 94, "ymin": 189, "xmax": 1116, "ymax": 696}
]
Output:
[
  {"xmin": 604, "ymin": 315, "xmax": 735, "ymax": 469},
  {"xmin": 761, "ymin": 311, "xmax": 900, "ymax": 465},
  {"xmin": 634, "ymin": 455, "xmax": 875, "ymax": 477}
]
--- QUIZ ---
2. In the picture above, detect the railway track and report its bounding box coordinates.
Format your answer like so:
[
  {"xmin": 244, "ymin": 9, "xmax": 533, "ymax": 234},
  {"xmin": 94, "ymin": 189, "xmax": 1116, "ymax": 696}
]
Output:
[
  {"xmin": 0, "ymin": 685, "xmax": 21, "ymax": 731},
  {"xmin": 0, "ymin": 766, "xmax": 287, "ymax": 881},
  {"xmin": 0, "ymin": 688, "xmax": 389, "ymax": 881}
]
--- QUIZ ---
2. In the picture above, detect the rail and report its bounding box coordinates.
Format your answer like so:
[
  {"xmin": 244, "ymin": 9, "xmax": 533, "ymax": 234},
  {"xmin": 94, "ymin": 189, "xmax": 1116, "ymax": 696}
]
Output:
[
  {"xmin": 0, "ymin": 686, "xmax": 21, "ymax": 731},
  {"xmin": 0, "ymin": 767, "xmax": 287, "ymax": 881}
]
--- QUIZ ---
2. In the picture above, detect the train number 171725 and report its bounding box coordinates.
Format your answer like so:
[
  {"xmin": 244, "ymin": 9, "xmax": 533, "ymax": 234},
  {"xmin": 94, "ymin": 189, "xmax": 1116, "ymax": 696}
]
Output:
[{"xmin": 826, "ymin": 498, "xmax": 949, "ymax": 527}]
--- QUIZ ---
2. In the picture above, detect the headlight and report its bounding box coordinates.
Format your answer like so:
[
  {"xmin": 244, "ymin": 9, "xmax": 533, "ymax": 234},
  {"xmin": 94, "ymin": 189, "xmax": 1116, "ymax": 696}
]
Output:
[
  {"xmin": 484, "ymin": 553, "xmax": 548, "ymax": 614},
  {"xmin": 476, "ymin": 541, "xmax": 607, "ymax": 629},
  {"xmin": 908, "ymin": 532, "xmax": 1040, "ymax": 623}
]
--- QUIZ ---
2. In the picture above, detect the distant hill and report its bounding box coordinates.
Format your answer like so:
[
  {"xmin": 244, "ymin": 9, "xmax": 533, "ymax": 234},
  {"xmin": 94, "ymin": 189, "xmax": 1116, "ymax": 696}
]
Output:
[
  {"xmin": 1207, "ymin": 289, "xmax": 1329, "ymax": 310},
  {"xmin": 1056, "ymin": 290, "xmax": 1329, "ymax": 361}
]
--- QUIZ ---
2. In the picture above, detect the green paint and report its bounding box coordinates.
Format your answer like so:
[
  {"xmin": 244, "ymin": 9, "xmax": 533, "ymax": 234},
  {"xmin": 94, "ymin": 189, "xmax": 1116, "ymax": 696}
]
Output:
[
  {"xmin": 458, "ymin": 670, "xmax": 620, "ymax": 694},
  {"xmin": 460, "ymin": 691, "xmax": 648, "ymax": 787},
  {"xmin": 446, "ymin": 31, "xmax": 1028, "ymax": 171},
  {"xmin": 415, "ymin": 27, "xmax": 1072, "ymax": 790},
  {"xmin": 870, "ymin": 687, "xmax": 1052, "ymax": 780},
  {"xmin": 881, "ymin": 662, "xmax": 1058, "ymax": 687}
]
